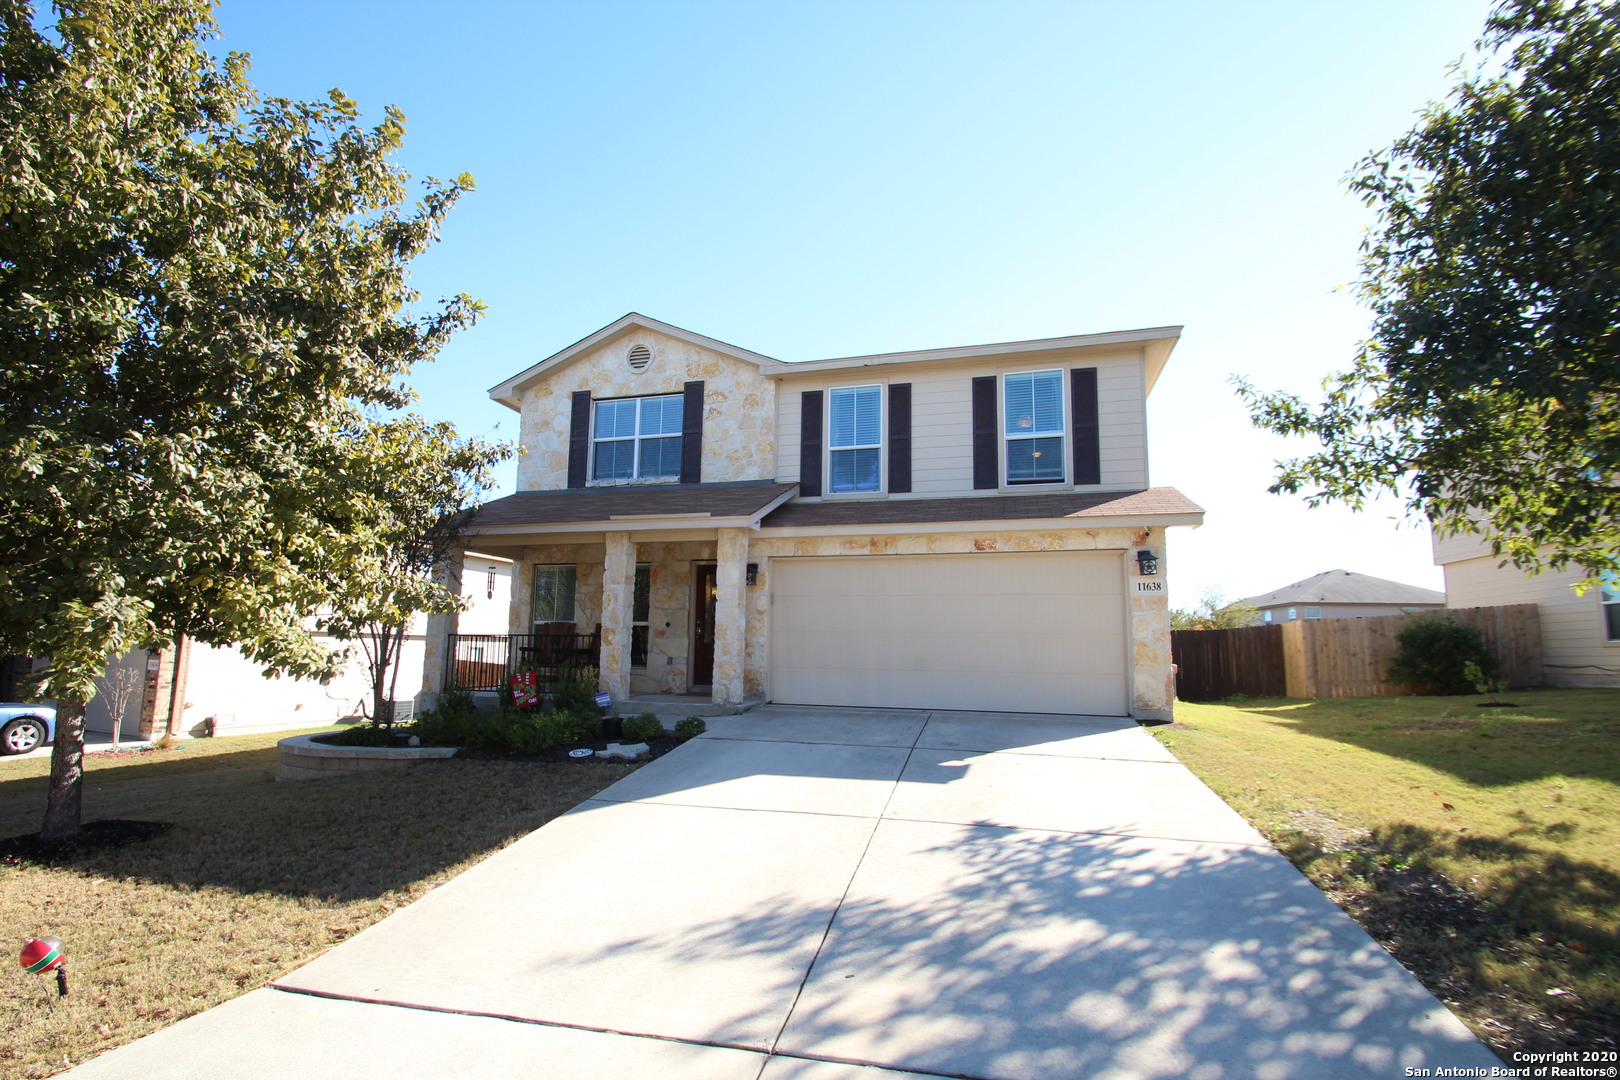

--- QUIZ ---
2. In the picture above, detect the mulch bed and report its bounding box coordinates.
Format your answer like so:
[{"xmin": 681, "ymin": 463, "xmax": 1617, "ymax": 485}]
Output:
[
  {"xmin": 0, "ymin": 820, "xmax": 172, "ymax": 866},
  {"xmin": 453, "ymin": 735, "xmax": 685, "ymax": 765}
]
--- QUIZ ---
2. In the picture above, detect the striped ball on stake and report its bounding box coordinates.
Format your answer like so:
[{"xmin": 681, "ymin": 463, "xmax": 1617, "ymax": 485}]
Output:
[{"xmin": 21, "ymin": 936, "xmax": 68, "ymax": 996}]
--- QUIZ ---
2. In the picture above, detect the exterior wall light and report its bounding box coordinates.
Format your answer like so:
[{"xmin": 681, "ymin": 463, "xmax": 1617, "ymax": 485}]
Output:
[
  {"xmin": 746, "ymin": 563, "xmax": 759, "ymax": 587},
  {"xmin": 1135, "ymin": 550, "xmax": 1160, "ymax": 576}
]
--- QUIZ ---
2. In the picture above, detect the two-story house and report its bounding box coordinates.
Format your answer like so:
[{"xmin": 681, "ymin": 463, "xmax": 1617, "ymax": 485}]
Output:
[{"xmin": 426, "ymin": 313, "xmax": 1203, "ymax": 720}]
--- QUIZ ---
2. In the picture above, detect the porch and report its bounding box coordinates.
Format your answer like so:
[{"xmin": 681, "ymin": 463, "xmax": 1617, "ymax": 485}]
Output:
[{"xmin": 443, "ymin": 629, "xmax": 602, "ymax": 693}]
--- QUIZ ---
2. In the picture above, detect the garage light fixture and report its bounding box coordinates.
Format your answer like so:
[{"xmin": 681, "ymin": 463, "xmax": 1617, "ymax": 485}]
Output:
[{"xmin": 1135, "ymin": 550, "xmax": 1160, "ymax": 576}]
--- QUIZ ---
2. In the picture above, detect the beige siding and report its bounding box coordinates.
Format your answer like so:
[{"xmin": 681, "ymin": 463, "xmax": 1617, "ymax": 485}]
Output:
[
  {"xmin": 1444, "ymin": 556, "xmax": 1619, "ymax": 686},
  {"xmin": 1431, "ymin": 528, "xmax": 1495, "ymax": 566},
  {"xmin": 773, "ymin": 347, "xmax": 1150, "ymax": 496}
]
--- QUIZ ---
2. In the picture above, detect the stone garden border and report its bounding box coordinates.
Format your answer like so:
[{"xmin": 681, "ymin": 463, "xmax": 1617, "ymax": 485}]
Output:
[{"xmin": 276, "ymin": 733, "xmax": 458, "ymax": 782}]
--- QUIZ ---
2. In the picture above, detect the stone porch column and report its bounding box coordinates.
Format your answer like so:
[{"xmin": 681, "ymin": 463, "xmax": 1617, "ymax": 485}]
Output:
[
  {"xmin": 712, "ymin": 527, "xmax": 749, "ymax": 706},
  {"xmin": 1130, "ymin": 529, "xmax": 1172, "ymax": 722},
  {"xmin": 420, "ymin": 547, "xmax": 465, "ymax": 705},
  {"xmin": 600, "ymin": 532, "xmax": 635, "ymax": 701}
]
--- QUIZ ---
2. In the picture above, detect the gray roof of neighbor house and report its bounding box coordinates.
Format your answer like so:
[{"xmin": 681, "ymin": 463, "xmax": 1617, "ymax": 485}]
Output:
[{"xmin": 1239, "ymin": 569, "xmax": 1446, "ymax": 608}]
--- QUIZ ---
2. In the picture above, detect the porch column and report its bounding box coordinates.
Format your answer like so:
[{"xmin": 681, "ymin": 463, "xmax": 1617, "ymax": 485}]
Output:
[
  {"xmin": 712, "ymin": 527, "xmax": 749, "ymax": 706},
  {"xmin": 420, "ymin": 547, "xmax": 465, "ymax": 704},
  {"xmin": 600, "ymin": 531, "xmax": 635, "ymax": 701}
]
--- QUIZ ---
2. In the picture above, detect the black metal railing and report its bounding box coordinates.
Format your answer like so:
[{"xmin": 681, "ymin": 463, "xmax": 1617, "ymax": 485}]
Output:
[{"xmin": 445, "ymin": 631, "xmax": 601, "ymax": 693}]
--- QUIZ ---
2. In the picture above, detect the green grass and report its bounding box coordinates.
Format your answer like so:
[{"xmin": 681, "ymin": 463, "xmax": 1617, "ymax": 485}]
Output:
[
  {"xmin": 0, "ymin": 730, "xmax": 638, "ymax": 1079},
  {"xmin": 1157, "ymin": 688, "xmax": 1620, "ymax": 1055}
]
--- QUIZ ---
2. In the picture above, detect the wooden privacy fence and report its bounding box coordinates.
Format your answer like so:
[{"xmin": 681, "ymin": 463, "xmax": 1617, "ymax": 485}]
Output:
[
  {"xmin": 1171, "ymin": 625, "xmax": 1285, "ymax": 702},
  {"xmin": 1174, "ymin": 604, "xmax": 1543, "ymax": 702}
]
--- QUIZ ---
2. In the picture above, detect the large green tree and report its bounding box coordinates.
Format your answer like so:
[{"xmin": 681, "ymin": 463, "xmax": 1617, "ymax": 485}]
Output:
[
  {"xmin": 0, "ymin": 0, "xmax": 506, "ymax": 838},
  {"xmin": 1239, "ymin": 0, "xmax": 1620, "ymax": 584}
]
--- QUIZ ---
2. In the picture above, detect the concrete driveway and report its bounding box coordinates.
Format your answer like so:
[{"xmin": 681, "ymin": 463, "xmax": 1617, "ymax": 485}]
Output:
[{"xmin": 64, "ymin": 706, "xmax": 1501, "ymax": 1079}]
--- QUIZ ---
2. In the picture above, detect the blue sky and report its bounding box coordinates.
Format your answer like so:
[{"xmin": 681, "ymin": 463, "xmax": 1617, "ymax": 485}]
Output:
[{"xmin": 212, "ymin": 0, "xmax": 1498, "ymax": 608}]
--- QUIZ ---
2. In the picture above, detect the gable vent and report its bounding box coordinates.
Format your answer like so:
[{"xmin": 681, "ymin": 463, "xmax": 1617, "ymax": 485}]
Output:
[{"xmin": 626, "ymin": 344, "xmax": 652, "ymax": 372}]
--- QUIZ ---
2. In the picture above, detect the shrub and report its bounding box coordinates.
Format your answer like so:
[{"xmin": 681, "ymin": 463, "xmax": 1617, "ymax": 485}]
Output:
[
  {"xmin": 622, "ymin": 713, "xmax": 664, "ymax": 742},
  {"xmin": 313, "ymin": 727, "xmax": 397, "ymax": 748},
  {"xmin": 1387, "ymin": 617, "xmax": 1499, "ymax": 695},
  {"xmin": 674, "ymin": 716, "xmax": 706, "ymax": 740},
  {"xmin": 437, "ymin": 686, "xmax": 476, "ymax": 721},
  {"xmin": 458, "ymin": 706, "xmax": 597, "ymax": 755},
  {"xmin": 552, "ymin": 661, "xmax": 600, "ymax": 716},
  {"xmin": 569, "ymin": 709, "xmax": 604, "ymax": 741},
  {"xmin": 413, "ymin": 707, "xmax": 471, "ymax": 747}
]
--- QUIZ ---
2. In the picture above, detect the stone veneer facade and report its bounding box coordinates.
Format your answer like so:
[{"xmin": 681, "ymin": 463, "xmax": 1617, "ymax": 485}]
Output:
[
  {"xmin": 516, "ymin": 332, "xmax": 776, "ymax": 491},
  {"xmin": 493, "ymin": 525, "xmax": 1171, "ymax": 717}
]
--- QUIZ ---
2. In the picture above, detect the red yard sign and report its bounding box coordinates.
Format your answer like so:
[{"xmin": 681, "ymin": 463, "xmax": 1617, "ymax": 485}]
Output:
[{"xmin": 510, "ymin": 670, "xmax": 539, "ymax": 709}]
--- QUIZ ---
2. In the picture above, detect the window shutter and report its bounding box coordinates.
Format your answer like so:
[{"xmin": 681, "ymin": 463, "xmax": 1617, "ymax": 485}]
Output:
[
  {"xmin": 567, "ymin": 390, "xmax": 591, "ymax": 489},
  {"xmin": 680, "ymin": 381, "xmax": 705, "ymax": 484},
  {"xmin": 799, "ymin": 390, "xmax": 823, "ymax": 497},
  {"xmin": 888, "ymin": 382, "xmax": 911, "ymax": 493},
  {"xmin": 1071, "ymin": 367, "xmax": 1100, "ymax": 485},
  {"xmin": 971, "ymin": 376, "xmax": 997, "ymax": 489}
]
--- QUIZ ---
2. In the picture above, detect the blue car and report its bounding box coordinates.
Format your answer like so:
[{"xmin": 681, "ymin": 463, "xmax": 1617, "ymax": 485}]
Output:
[{"xmin": 0, "ymin": 703, "xmax": 56, "ymax": 755}]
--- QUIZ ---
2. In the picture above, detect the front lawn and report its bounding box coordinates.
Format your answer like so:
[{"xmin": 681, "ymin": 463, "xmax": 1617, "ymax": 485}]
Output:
[
  {"xmin": 1157, "ymin": 689, "xmax": 1619, "ymax": 1057},
  {"xmin": 0, "ymin": 730, "xmax": 638, "ymax": 1079}
]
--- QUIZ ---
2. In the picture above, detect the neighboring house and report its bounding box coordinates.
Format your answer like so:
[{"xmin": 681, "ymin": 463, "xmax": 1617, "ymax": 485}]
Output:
[
  {"xmin": 1236, "ymin": 569, "xmax": 1446, "ymax": 625},
  {"xmin": 428, "ymin": 313, "xmax": 1203, "ymax": 719},
  {"xmin": 1433, "ymin": 531, "xmax": 1620, "ymax": 688},
  {"xmin": 82, "ymin": 554, "xmax": 514, "ymax": 740}
]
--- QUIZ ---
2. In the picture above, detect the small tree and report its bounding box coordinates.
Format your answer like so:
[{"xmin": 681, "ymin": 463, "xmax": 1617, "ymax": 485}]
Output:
[
  {"xmin": 92, "ymin": 663, "xmax": 144, "ymax": 749},
  {"xmin": 1170, "ymin": 589, "xmax": 1261, "ymax": 631},
  {"xmin": 320, "ymin": 418, "xmax": 511, "ymax": 729},
  {"xmin": 1387, "ymin": 618, "xmax": 1500, "ymax": 695}
]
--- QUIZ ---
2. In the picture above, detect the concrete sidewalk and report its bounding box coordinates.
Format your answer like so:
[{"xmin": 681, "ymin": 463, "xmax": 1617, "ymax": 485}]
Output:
[{"xmin": 63, "ymin": 707, "xmax": 1503, "ymax": 1079}]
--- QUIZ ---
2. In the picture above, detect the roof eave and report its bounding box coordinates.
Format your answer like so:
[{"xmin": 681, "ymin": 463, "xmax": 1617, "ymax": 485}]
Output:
[
  {"xmin": 772, "ymin": 325, "xmax": 1184, "ymax": 378},
  {"xmin": 488, "ymin": 313, "xmax": 789, "ymax": 407}
]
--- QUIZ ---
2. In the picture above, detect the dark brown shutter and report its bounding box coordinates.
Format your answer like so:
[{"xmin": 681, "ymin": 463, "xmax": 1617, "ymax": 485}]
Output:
[
  {"xmin": 971, "ymin": 375, "xmax": 998, "ymax": 490},
  {"xmin": 567, "ymin": 390, "xmax": 591, "ymax": 489},
  {"xmin": 888, "ymin": 382, "xmax": 911, "ymax": 493},
  {"xmin": 1071, "ymin": 367, "xmax": 1100, "ymax": 485},
  {"xmin": 680, "ymin": 381, "xmax": 705, "ymax": 484},
  {"xmin": 799, "ymin": 390, "xmax": 823, "ymax": 497}
]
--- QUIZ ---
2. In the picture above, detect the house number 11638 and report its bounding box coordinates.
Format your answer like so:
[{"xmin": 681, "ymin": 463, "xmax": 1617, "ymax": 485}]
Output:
[{"xmin": 1133, "ymin": 581, "xmax": 1165, "ymax": 594}]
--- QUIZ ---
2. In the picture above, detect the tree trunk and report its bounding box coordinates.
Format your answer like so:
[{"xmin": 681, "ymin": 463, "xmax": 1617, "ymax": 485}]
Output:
[{"xmin": 40, "ymin": 697, "xmax": 86, "ymax": 841}]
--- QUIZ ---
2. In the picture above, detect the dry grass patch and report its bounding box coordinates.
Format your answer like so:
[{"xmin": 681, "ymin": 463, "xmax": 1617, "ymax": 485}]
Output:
[
  {"xmin": 0, "ymin": 730, "xmax": 638, "ymax": 1078},
  {"xmin": 1157, "ymin": 689, "xmax": 1620, "ymax": 1058}
]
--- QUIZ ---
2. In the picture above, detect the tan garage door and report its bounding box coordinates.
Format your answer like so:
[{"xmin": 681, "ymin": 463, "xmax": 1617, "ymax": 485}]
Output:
[{"xmin": 769, "ymin": 552, "xmax": 1127, "ymax": 715}]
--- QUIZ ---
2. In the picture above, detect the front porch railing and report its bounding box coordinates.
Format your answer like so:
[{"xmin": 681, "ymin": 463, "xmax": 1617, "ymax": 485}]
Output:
[{"xmin": 444, "ymin": 631, "xmax": 601, "ymax": 693}]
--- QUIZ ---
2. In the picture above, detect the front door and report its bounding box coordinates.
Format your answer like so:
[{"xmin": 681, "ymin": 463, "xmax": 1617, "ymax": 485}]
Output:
[{"xmin": 691, "ymin": 563, "xmax": 717, "ymax": 688}]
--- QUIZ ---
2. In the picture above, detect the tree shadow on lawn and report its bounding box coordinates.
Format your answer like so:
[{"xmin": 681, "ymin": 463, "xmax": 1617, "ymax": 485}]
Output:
[
  {"xmin": 0, "ymin": 746, "xmax": 286, "ymax": 794},
  {"xmin": 0, "ymin": 758, "xmax": 637, "ymax": 903},
  {"xmin": 1279, "ymin": 820, "xmax": 1620, "ymax": 1052},
  {"xmin": 1236, "ymin": 693, "xmax": 1620, "ymax": 790}
]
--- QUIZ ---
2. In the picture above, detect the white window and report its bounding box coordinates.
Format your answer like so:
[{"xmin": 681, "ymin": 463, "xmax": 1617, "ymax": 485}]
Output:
[
  {"xmin": 1603, "ymin": 574, "xmax": 1620, "ymax": 641},
  {"xmin": 828, "ymin": 385, "xmax": 882, "ymax": 492},
  {"xmin": 1263, "ymin": 610, "xmax": 1273, "ymax": 623},
  {"xmin": 1305, "ymin": 606, "xmax": 1322, "ymax": 619},
  {"xmin": 1003, "ymin": 370, "xmax": 1065, "ymax": 485},
  {"xmin": 532, "ymin": 565, "xmax": 576, "ymax": 628},
  {"xmin": 1287, "ymin": 607, "xmax": 1297, "ymax": 620},
  {"xmin": 593, "ymin": 395, "xmax": 683, "ymax": 481}
]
